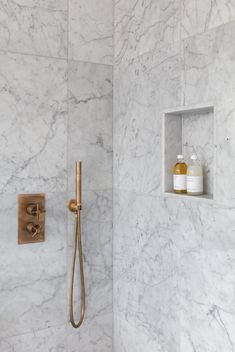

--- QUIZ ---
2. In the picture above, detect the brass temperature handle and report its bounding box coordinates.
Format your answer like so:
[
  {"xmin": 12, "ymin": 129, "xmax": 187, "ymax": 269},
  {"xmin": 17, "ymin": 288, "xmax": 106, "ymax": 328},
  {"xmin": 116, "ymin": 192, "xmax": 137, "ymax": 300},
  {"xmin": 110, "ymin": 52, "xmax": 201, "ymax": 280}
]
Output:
[
  {"xmin": 26, "ymin": 203, "xmax": 46, "ymax": 220},
  {"xmin": 26, "ymin": 223, "xmax": 43, "ymax": 238}
]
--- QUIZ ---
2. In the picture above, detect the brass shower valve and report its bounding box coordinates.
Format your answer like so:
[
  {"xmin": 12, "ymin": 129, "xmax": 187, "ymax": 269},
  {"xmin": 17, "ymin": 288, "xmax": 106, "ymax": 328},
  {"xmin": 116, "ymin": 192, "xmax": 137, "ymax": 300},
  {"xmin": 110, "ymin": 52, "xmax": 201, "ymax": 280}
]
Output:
[{"xmin": 18, "ymin": 193, "xmax": 46, "ymax": 244}]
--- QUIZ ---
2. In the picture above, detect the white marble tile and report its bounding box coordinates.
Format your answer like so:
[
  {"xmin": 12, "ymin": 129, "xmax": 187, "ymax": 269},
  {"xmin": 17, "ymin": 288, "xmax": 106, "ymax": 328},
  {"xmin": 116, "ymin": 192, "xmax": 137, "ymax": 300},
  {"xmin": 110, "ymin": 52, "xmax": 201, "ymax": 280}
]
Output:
[
  {"xmin": 180, "ymin": 247, "xmax": 235, "ymax": 352},
  {"xmin": 114, "ymin": 188, "xmax": 235, "ymax": 351},
  {"xmin": 170, "ymin": 198, "xmax": 235, "ymax": 351},
  {"xmin": 0, "ymin": 0, "xmax": 67, "ymax": 58},
  {"xmin": 0, "ymin": 193, "xmax": 67, "ymax": 339},
  {"xmin": 114, "ymin": 41, "xmax": 182, "ymax": 195},
  {"xmin": 183, "ymin": 21, "xmax": 235, "ymax": 106},
  {"xmin": 67, "ymin": 311, "xmax": 112, "ymax": 352},
  {"xmin": 67, "ymin": 206, "xmax": 112, "ymax": 351},
  {"xmin": 113, "ymin": 209, "xmax": 180, "ymax": 352},
  {"xmin": 0, "ymin": 52, "xmax": 67, "ymax": 194},
  {"xmin": 67, "ymin": 221, "xmax": 112, "ymax": 352},
  {"xmin": 68, "ymin": 189, "xmax": 112, "ymax": 224},
  {"xmin": 183, "ymin": 21, "xmax": 235, "ymax": 205},
  {"xmin": 181, "ymin": 0, "xmax": 235, "ymax": 39},
  {"xmin": 68, "ymin": 60, "xmax": 113, "ymax": 192},
  {"xmin": 0, "ymin": 325, "xmax": 66, "ymax": 352},
  {"xmin": 114, "ymin": 0, "xmax": 180, "ymax": 63},
  {"xmin": 113, "ymin": 3, "xmax": 235, "ymax": 352},
  {"xmin": 67, "ymin": 219, "xmax": 112, "ymax": 292},
  {"xmin": 216, "ymin": 100, "xmax": 235, "ymax": 206},
  {"xmin": 69, "ymin": 0, "xmax": 113, "ymax": 64}
]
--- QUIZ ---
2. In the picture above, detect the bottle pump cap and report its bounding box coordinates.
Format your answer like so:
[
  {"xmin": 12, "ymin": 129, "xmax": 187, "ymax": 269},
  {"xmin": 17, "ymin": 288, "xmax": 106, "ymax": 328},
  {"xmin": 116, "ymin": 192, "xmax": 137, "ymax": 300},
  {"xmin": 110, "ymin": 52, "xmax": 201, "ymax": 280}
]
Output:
[{"xmin": 191, "ymin": 154, "xmax": 197, "ymax": 160}]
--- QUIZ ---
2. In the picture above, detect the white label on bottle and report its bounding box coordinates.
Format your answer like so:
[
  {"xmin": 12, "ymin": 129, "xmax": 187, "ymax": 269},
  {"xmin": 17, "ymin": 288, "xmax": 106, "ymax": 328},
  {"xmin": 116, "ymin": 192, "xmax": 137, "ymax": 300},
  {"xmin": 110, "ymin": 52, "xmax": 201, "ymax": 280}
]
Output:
[
  {"xmin": 187, "ymin": 176, "xmax": 203, "ymax": 193},
  {"xmin": 173, "ymin": 175, "xmax": 186, "ymax": 191}
]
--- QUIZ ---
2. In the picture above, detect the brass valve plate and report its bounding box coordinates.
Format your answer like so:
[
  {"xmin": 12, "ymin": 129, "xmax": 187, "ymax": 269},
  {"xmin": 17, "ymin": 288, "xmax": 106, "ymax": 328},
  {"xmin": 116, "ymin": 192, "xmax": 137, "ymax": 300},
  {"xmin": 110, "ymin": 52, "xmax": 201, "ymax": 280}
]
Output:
[{"xmin": 18, "ymin": 193, "xmax": 45, "ymax": 244}]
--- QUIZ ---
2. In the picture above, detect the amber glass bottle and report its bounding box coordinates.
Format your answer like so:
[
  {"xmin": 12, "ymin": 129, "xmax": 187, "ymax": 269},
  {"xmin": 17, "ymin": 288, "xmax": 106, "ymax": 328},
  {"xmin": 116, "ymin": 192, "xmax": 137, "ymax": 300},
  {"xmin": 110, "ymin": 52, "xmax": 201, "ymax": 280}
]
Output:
[{"xmin": 173, "ymin": 155, "xmax": 187, "ymax": 194}]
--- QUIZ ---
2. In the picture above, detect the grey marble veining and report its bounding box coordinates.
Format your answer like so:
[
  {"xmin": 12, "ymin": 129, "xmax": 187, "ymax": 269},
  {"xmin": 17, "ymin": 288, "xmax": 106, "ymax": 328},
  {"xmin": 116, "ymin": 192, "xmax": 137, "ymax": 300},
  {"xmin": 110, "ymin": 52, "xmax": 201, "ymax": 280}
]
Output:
[
  {"xmin": 181, "ymin": 0, "xmax": 235, "ymax": 39},
  {"xmin": 114, "ymin": 0, "xmax": 180, "ymax": 63},
  {"xmin": 0, "ymin": 0, "xmax": 113, "ymax": 350},
  {"xmin": 0, "ymin": 0, "xmax": 67, "ymax": 58},
  {"xmin": 67, "ymin": 206, "xmax": 112, "ymax": 352},
  {"xmin": 114, "ymin": 190, "xmax": 235, "ymax": 351},
  {"xmin": 67, "ymin": 59, "xmax": 113, "ymax": 352},
  {"xmin": 183, "ymin": 21, "xmax": 235, "ymax": 106},
  {"xmin": 0, "ymin": 325, "xmax": 66, "ymax": 352},
  {"xmin": 68, "ymin": 60, "xmax": 113, "ymax": 193},
  {"xmin": 183, "ymin": 21, "xmax": 235, "ymax": 205},
  {"xmin": 0, "ymin": 193, "xmax": 67, "ymax": 340},
  {"xmin": 0, "ymin": 51, "xmax": 67, "ymax": 194},
  {"xmin": 114, "ymin": 41, "xmax": 182, "ymax": 195},
  {"xmin": 69, "ymin": 0, "xmax": 113, "ymax": 64},
  {"xmin": 66, "ymin": 219, "xmax": 113, "ymax": 352},
  {"xmin": 114, "ymin": 1, "xmax": 235, "ymax": 348}
]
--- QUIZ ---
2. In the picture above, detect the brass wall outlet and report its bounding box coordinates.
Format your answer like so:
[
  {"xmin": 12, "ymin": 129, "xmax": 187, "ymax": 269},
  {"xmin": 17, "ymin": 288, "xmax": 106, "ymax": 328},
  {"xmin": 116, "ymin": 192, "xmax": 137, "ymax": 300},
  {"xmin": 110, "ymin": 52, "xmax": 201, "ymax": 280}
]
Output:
[{"xmin": 18, "ymin": 193, "xmax": 46, "ymax": 244}]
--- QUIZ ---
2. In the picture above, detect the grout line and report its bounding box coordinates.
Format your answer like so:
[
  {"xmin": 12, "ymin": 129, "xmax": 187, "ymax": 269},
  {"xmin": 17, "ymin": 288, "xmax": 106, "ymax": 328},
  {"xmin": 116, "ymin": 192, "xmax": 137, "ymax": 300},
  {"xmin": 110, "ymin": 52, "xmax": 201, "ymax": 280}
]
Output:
[
  {"xmin": 0, "ymin": 48, "xmax": 112, "ymax": 67},
  {"xmin": 180, "ymin": 17, "xmax": 235, "ymax": 43},
  {"xmin": 68, "ymin": 57, "xmax": 113, "ymax": 67},
  {"xmin": 65, "ymin": 0, "xmax": 69, "ymax": 349},
  {"xmin": 112, "ymin": 1, "xmax": 115, "ymax": 350}
]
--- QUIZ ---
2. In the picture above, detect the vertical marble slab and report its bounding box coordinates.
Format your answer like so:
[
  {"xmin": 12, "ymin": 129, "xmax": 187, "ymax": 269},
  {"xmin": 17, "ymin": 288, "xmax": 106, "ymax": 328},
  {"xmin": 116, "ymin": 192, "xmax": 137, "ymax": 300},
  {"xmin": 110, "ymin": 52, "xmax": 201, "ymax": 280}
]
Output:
[
  {"xmin": 0, "ymin": 193, "xmax": 67, "ymax": 339},
  {"xmin": 178, "ymin": 201, "xmax": 235, "ymax": 352},
  {"xmin": 183, "ymin": 21, "xmax": 235, "ymax": 205},
  {"xmin": 114, "ymin": 0, "xmax": 180, "ymax": 63},
  {"xmin": 66, "ymin": 210, "xmax": 113, "ymax": 352},
  {"xmin": 114, "ymin": 41, "xmax": 182, "ymax": 195},
  {"xmin": 67, "ymin": 60, "xmax": 113, "ymax": 351},
  {"xmin": 0, "ymin": 51, "xmax": 67, "ymax": 194},
  {"xmin": 0, "ymin": 0, "xmax": 67, "ymax": 58},
  {"xmin": 114, "ymin": 2, "xmax": 235, "ymax": 352},
  {"xmin": 113, "ymin": 191, "xmax": 181, "ymax": 352},
  {"xmin": 181, "ymin": 0, "xmax": 235, "ymax": 39},
  {"xmin": 69, "ymin": 0, "xmax": 113, "ymax": 64},
  {"xmin": 68, "ymin": 60, "xmax": 113, "ymax": 192},
  {"xmin": 216, "ymin": 100, "xmax": 235, "ymax": 206}
]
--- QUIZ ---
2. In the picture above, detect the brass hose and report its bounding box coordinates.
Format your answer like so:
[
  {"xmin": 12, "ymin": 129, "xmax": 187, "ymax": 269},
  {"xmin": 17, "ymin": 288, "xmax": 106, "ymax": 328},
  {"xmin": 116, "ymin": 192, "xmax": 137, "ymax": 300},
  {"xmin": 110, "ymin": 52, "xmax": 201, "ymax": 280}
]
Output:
[
  {"xmin": 69, "ymin": 210, "xmax": 85, "ymax": 328},
  {"xmin": 68, "ymin": 161, "xmax": 85, "ymax": 328}
]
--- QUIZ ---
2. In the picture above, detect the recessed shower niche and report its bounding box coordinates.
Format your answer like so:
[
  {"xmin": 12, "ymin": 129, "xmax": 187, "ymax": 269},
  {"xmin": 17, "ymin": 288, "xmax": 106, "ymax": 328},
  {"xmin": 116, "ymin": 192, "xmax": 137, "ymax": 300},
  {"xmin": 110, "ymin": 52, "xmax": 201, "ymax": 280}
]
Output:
[{"xmin": 162, "ymin": 105, "xmax": 216, "ymax": 200}]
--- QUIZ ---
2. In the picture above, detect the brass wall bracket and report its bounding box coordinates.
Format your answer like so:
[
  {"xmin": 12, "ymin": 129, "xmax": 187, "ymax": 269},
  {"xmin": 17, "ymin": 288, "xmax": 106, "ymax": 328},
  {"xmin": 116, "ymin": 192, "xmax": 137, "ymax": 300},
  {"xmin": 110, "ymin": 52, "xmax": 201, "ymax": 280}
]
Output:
[{"xmin": 18, "ymin": 193, "xmax": 46, "ymax": 244}]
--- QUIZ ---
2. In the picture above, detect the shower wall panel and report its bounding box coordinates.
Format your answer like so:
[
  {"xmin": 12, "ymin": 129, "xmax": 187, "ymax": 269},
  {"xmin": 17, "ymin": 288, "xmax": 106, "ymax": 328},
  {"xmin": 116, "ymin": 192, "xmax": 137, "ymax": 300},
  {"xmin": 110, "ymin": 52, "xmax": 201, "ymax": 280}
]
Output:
[
  {"xmin": 0, "ymin": 0, "xmax": 113, "ymax": 351},
  {"xmin": 113, "ymin": 1, "xmax": 235, "ymax": 351},
  {"xmin": 67, "ymin": 60, "xmax": 113, "ymax": 352}
]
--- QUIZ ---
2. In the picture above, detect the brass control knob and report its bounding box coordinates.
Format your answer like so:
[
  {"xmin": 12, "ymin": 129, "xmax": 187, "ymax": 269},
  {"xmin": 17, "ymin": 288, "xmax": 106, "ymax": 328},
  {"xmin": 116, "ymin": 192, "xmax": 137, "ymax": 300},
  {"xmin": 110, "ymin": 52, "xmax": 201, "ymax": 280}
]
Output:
[
  {"xmin": 26, "ymin": 203, "xmax": 46, "ymax": 220},
  {"xmin": 26, "ymin": 223, "xmax": 42, "ymax": 238}
]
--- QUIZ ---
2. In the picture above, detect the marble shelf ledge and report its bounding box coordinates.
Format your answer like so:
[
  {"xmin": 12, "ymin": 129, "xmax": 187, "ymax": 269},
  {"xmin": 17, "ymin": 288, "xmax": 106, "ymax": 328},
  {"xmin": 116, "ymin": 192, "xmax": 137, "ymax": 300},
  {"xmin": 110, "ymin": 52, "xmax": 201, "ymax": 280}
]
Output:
[{"xmin": 163, "ymin": 191, "xmax": 213, "ymax": 202}]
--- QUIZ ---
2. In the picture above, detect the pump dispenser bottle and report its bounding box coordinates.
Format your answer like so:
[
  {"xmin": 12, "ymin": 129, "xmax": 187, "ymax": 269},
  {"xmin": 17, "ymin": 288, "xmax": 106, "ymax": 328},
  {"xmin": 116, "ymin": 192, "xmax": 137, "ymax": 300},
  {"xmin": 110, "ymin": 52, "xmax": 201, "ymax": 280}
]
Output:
[
  {"xmin": 187, "ymin": 155, "xmax": 203, "ymax": 195},
  {"xmin": 173, "ymin": 155, "xmax": 187, "ymax": 194}
]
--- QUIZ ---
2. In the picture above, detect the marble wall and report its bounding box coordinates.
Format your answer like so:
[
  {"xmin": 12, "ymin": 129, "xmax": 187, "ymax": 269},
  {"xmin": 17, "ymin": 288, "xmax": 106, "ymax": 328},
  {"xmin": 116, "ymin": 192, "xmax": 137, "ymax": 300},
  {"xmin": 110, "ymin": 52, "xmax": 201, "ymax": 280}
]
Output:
[
  {"xmin": 113, "ymin": 1, "xmax": 235, "ymax": 351},
  {"xmin": 0, "ymin": 1, "xmax": 113, "ymax": 352}
]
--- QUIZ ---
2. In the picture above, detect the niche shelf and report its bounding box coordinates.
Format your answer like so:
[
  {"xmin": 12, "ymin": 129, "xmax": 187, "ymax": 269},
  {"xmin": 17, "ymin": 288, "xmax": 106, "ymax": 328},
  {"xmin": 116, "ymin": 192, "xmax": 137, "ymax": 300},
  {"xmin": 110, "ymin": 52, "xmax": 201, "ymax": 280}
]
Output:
[{"xmin": 162, "ymin": 104, "xmax": 216, "ymax": 201}]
